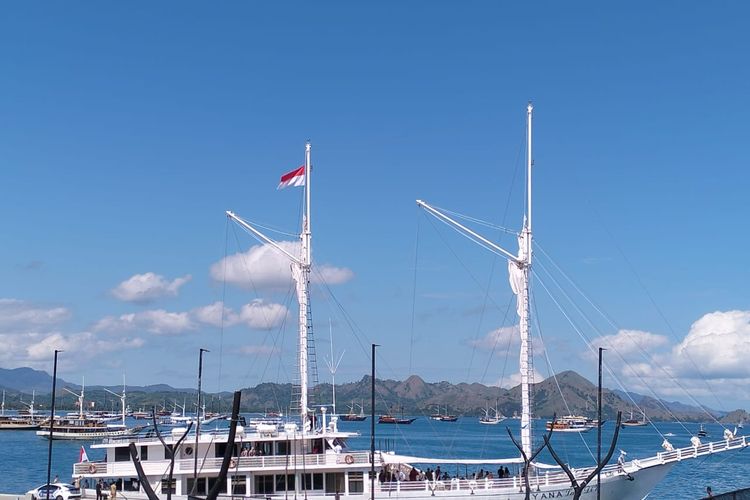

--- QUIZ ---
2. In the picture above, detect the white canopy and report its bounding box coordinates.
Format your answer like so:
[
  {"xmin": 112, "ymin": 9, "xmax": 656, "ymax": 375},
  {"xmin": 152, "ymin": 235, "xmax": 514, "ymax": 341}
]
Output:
[{"xmin": 380, "ymin": 452, "xmax": 524, "ymax": 466}]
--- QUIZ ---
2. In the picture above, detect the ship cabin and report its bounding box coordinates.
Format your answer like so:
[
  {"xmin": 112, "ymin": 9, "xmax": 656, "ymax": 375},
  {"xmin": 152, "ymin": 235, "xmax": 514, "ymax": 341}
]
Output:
[{"xmin": 73, "ymin": 416, "xmax": 374, "ymax": 498}]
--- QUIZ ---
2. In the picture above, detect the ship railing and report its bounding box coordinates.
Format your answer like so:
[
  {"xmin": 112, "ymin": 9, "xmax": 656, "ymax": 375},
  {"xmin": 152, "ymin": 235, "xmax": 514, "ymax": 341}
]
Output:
[
  {"xmin": 180, "ymin": 451, "xmax": 377, "ymax": 471},
  {"xmin": 377, "ymin": 461, "xmax": 673, "ymax": 494},
  {"xmin": 377, "ymin": 473, "xmax": 592, "ymax": 494},
  {"xmin": 74, "ymin": 451, "xmax": 378, "ymax": 476},
  {"xmin": 631, "ymin": 435, "xmax": 748, "ymax": 468}
]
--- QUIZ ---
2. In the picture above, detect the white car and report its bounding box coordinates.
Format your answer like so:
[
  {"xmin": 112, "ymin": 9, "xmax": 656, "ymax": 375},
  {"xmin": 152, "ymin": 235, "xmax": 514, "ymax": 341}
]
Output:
[{"xmin": 27, "ymin": 483, "xmax": 82, "ymax": 500}]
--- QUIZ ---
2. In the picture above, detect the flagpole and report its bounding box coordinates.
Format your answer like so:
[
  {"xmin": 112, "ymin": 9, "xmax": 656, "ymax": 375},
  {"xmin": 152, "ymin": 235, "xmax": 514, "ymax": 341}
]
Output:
[{"xmin": 305, "ymin": 141, "xmax": 311, "ymax": 265}]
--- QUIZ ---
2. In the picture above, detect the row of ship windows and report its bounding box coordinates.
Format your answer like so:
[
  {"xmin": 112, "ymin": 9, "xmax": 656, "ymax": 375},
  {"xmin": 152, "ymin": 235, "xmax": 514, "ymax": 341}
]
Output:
[
  {"xmin": 158, "ymin": 472, "xmax": 365, "ymax": 496},
  {"xmin": 114, "ymin": 439, "xmax": 330, "ymax": 462}
]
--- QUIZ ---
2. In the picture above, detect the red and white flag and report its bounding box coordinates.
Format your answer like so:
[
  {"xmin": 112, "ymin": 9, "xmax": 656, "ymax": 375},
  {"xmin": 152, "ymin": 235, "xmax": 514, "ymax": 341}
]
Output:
[
  {"xmin": 277, "ymin": 165, "xmax": 305, "ymax": 189},
  {"xmin": 79, "ymin": 445, "xmax": 89, "ymax": 462}
]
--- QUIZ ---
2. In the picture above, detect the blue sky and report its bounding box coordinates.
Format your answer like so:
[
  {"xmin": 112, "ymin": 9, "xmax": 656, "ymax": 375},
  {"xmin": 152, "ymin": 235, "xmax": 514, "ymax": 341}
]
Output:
[{"xmin": 1, "ymin": 2, "xmax": 749, "ymax": 411}]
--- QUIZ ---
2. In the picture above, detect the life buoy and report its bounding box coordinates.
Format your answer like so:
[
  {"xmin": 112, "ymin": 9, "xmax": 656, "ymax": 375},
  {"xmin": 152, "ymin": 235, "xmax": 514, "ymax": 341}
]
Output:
[
  {"xmin": 468, "ymin": 480, "xmax": 478, "ymax": 490},
  {"xmin": 230, "ymin": 458, "xmax": 238, "ymax": 468},
  {"xmin": 344, "ymin": 454, "xmax": 355, "ymax": 465},
  {"xmin": 88, "ymin": 464, "xmax": 97, "ymax": 474}
]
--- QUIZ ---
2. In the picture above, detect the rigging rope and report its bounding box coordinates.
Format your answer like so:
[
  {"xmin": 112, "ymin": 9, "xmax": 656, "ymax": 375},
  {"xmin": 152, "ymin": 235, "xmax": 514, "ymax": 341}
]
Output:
[
  {"xmin": 409, "ymin": 213, "xmax": 420, "ymax": 378},
  {"xmin": 531, "ymin": 262, "xmax": 674, "ymax": 440},
  {"xmin": 532, "ymin": 255, "xmax": 693, "ymax": 439},
  {"xmin": 216, "ymin": 217, "xmax": 229, "ymax": 402},
  {"xmin": 534, "ymin": 241, "xmax": 728, "ymax": 431},
  {"xmin": 228, "ymin": 222, "xmax": 295, "ymax": 414},
  {"xmin": 532, "ymin": 292, "xmax": 596, "ymax": 461},
  {"xmin": 572, "ymin": 189, "xmax": 728, "ymax": 420}
]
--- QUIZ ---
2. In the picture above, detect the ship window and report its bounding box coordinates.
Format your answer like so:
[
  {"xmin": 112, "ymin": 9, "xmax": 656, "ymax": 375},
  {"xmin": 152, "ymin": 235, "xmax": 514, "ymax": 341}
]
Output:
[
  {"xmin": 114, "ymin": 447, "xmax": 130, "ymax": 462},
  {"xmin": 215, "ymin": 442, "xmax": 240, "ymax": 458},
  {"xmin": 231, "ymin": 475, "xmax": 246, "ymax": 495},
  {"xmin": 326, "ymin": 472, "xmax": 345, "ymax": 494},
  {"xmin": 207, "ymin": 476, "xmax": 225, "ymax": 494},
  {"xmin": 140, "ymin": 445, "xmax": 148, "ymax": 461},
  {"xmin": 348, "ymin": 472, "xmax": 364, "ymax": 494},
  {"xmin": 310, "ymin": 438, "xmax": 324, "ymax": 454},
  {"xmin": 275, "ymin": 474, "xmax": 295, "ymax": 491},
  {"xmin": 187, "ymin": 477, "xmax": 207, "ymax": 495},
  {"xmin": 277, "ymin": 440, "xmax": 290, "ymax": 455},
  {"xmin": 301, "ymin": 473, "xmax": 323, "ymax": 490},
  {"xmin": 160, "ymin": 479, "xmax": 176, "ymax": 494},
  {"xmin": 123, "ymin": 478, "xmax": 140, "ymax": 492},
  {"xmin": 254, "ymin": 475, "xmax": 274, "ymax": 494}
]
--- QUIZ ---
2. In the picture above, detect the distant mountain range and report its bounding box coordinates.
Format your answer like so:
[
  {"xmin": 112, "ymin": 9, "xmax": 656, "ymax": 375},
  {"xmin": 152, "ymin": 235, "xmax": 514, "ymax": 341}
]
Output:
[
  {"xmin": 1, "ymin": 366, "xmax": 745, "ymax": 424},
  {"xmin": 0, "ymin": 367, "xmax": 197, "ymax": 397}
]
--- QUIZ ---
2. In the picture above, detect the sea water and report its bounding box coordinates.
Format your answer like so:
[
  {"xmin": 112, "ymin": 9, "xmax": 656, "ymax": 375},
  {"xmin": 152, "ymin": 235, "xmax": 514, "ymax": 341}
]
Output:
[{"xmin": 1, "ymin": 417, "xmax": 747, "ymax": 498}]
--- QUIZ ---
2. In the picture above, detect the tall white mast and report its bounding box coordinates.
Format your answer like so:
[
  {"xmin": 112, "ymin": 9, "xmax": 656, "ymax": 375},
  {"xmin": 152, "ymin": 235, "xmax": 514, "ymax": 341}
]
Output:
[
  {"xmin": 293, "ymin": 141, "xmax": 312, "ymax": 428},
  {"xmin": 416, "ymin": 103, "xmax": 535, "ymax": 457},
  {"xmin": 226, "ymin": 141, "xmax": 313, "ymax": 430},
  {"xmin": 518, "ymin": 102, "xmax": 534, "ymax": 457}
]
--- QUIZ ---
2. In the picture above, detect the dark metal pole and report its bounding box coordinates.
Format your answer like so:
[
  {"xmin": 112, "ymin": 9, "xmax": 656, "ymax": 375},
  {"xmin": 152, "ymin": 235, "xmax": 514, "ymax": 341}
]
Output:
[
  {"xmin": 46, "ymin": 349, "xmax": 61, "ymax": 499},
  {"xmin": 370, "ymin": 344, "xmax": 378, "ymax": 500},
  {"xmin": 597, "ymin": 347, "xmax": 605, "ymax": 500},
  {"xmin": 193, "ymin": 348, "xmax": 209, "ymax": 492}
]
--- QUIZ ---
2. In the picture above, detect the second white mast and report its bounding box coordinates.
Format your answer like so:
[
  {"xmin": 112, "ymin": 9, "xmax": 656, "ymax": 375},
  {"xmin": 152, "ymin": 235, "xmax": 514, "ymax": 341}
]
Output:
[
  {"xmin": 416, "ymin": 103, "xmax": 535, "ymax": 457},
  {"xmin": 518, "ymin": 102, "xmax": 533, "ymax": 457}
]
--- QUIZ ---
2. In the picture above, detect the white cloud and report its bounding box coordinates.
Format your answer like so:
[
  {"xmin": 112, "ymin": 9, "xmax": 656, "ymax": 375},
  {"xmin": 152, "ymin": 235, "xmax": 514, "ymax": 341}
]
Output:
[
  {"xmin": 0, "ymin": 298, "xmax": 145, "ymax": 369},
  {"xmin": 238, "ymin": 300, "xmax": 288, "ymax": 330},
  {"xmin": 0, "ymin": 299, "xmax": 71, "ymax": 331},
  {"xmin": 192, "ymin": 300, "xmax": 288, "ymax": 331},
  {"xmin": 93, "ymin": 309, "xmax": 195, "ymax": 336},
  {"xmin": 589, "ymin": 329, "xmax": 670, "ymax": 361},
  {"xmin": 111, "ymin": 272, "xmax": 192, "ymax": 304},
  {"xmin": 0, "ymin": 329, "xmax": 144, "ymax": 370},
  {"xmin": 23, "ymin": 332, "xmax": 144, "ymax": 362},
  {"xmin": 469, "ymin": 325, "xmax": 544, "ymax": 353},
  {"xmin": 210, "ymin": 242, "xmax": 353, "ymax": 291},
  {"xmin": 668, "ymin": 310, "xmax": 750, "ymax": 379},
  {"xmin": 315, "ymin": 264, "xmax": 355, "ymax": 285},
  {"xmin": 469, "ymin": 325, "xmax": 519, "ymax": 349},
  {"xmin": 570, "ymin": 310, "xmax": 750, "ymax": 405},
  {"xmin": 192, "ymin": 302, "xmax": 238, "ymax": 328},
  {"xmin": 591, "ymin": 311, "xmax": 750, "ymax": 382}
]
